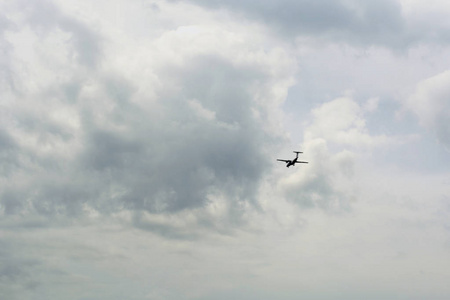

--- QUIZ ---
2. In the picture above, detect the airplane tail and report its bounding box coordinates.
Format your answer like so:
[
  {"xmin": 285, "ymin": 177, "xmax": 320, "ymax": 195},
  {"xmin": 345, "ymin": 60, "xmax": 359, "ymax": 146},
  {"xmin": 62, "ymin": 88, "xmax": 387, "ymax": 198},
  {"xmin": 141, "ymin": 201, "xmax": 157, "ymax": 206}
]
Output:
[{"xmin": 293, "ymin": 151, "xmax": 303, "ymax": 154}]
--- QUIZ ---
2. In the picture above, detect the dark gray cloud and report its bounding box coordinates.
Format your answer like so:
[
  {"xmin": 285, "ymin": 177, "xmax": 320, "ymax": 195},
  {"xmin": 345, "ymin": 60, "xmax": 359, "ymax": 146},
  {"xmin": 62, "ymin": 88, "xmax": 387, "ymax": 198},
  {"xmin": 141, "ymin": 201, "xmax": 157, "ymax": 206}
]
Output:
[
  {"xmin": 0, "ymin": 240, "xmax": 40, "ymax": 299},
  {"xmin": 76, "ymin": 55, "xmax": 273, "ymax": 214},
  {"xmin": 173, "ymin": 0, "xmax": 450, "ymax": 49},
  {"xmin": 20, "ymin": 0, "xmax": 102, "ymax": 67},
  {"xmin": 173, "ymin": 0, "xmax": 406, "ymax": 47},
  {"xmin": 0, "ymin": 129, "xmax": 19, "ymax": 175},
  {"xmin": 0, "ymin": 51, "xmax": 281, "ymax": 234},
  {"xmin": 0, "ymin": 0, "xmax": 292, "ymax": 237}
]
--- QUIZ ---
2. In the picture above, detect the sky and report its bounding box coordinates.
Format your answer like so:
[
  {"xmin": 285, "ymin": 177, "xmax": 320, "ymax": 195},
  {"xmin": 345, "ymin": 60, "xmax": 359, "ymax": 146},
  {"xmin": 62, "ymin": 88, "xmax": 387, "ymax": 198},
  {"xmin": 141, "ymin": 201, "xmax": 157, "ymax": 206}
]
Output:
[{"xmin": 1, "ymin": 0, "xmax": 450, "ymax": 299}]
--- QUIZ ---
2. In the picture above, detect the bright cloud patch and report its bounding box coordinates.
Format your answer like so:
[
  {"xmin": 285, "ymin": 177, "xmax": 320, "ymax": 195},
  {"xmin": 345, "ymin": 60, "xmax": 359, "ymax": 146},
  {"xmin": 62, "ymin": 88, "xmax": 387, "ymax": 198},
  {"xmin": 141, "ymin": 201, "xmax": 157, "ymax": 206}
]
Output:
[{"xmin": 408, "ymin": 70, "xmax": 450, "ymax": 150}]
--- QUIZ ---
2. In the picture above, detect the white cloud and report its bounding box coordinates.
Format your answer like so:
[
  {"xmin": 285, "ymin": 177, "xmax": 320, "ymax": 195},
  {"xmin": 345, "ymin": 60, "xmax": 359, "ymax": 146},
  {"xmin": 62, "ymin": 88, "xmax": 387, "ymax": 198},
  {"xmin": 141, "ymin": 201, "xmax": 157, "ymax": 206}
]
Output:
[
  {"xmin": 276, "ymin": 95, "xmax": 419, "ymax": 213},
  {"xmin": 407, "ymin": 70, "xmax": 450, "ymax": 150},
  {"xmin": 277, "ymin": 138, "xmax": 356, "ymax": 212},
  {"xmin": 399, "ymin": 0, "xmax": 450, "ymax": 44},
  {"xmin": 305, "ymin": 96, "xmax": 395, "ymax": 148},
  {"xmin": 277, "ymin": 97, "xmax": 362, "ymax": 212}
]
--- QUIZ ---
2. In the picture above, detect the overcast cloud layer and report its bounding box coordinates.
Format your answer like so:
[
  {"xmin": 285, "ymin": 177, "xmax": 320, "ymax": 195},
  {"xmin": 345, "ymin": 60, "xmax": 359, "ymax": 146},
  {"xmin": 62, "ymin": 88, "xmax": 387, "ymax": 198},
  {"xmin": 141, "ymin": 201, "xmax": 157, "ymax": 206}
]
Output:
[{"xmin": 1, "ymin": 0, "xmax": 450, "ymax": 299}]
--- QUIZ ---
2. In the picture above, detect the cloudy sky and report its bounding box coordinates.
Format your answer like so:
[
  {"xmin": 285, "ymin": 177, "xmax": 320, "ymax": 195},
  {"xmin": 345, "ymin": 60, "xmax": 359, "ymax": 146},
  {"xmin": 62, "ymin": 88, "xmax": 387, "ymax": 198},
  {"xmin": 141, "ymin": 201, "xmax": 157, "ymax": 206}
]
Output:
[{"xmin": 1, "ymin": 0, "xmax": 450, "ymax": 299}]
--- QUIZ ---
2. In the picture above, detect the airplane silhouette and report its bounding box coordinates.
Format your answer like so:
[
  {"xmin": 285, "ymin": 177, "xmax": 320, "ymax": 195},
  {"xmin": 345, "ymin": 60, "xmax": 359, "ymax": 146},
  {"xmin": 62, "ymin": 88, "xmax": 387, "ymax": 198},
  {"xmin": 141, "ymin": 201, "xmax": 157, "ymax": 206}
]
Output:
[{"xmin": 277, "ymin": 151, "xmax": 308, "ymax": 168}]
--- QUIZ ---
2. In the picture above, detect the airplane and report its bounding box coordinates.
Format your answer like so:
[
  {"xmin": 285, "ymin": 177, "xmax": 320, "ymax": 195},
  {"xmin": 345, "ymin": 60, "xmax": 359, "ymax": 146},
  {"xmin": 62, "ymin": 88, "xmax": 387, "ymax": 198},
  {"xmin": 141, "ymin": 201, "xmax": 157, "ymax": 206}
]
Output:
[{"xmin": 277, "ymin": 151, "xmax": 308, "ymax": 168}]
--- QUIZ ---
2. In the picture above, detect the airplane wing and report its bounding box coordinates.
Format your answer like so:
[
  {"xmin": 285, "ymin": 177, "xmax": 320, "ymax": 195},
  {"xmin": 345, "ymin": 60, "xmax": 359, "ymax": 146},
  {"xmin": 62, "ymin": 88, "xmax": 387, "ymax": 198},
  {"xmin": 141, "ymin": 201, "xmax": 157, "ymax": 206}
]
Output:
[
  {"xmin": 294, "ymin": 161, "xmax": 308, "ymax": 164},
  {"xmin": 277, "ymin": 159, "xmax": 290, "ymax": 163}
]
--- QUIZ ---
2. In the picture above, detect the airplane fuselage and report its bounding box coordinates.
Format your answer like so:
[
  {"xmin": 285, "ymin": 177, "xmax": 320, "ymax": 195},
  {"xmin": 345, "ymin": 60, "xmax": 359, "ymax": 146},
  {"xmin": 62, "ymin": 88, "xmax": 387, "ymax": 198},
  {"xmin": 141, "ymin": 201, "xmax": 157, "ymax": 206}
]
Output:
[
  {"xmin": 277, "ymin": 151, "xmax": 308, "ymax": 168},
  {"xmin": 286, "ymin": 159, "xmax": 296, "ymax": 167}
]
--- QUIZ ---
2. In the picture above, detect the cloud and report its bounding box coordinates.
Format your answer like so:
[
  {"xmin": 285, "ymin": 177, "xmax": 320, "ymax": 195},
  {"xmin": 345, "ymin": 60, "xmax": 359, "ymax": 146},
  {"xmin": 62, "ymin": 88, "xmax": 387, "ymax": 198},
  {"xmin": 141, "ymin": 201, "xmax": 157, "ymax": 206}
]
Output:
[
  {"xmin": 18, "ymin": 0, "xmax": 102, "ymax": 67},
  {"xmin": 173, "ymin": 0, "xmax": 450, "ymax": 49},
  {"xmin": 77, "ymin": 57, "xmax": 270, "ymax": 214},
  {"xmin": 277, "ymin": 96, "xmax": 404, "ymax": 211},
  {"xmin": 0, "ymin": 239, "xmax": 41, "ymax": 299},
  {"xmin": 0, "ymin": 12, "xmax": 16, "ymax": 93},
  {"xmin": 305, "ymin": 96, "xmax": 395, "ymax": 148},
  {"xmin": 399, "ymin": 0, "xmax": 450, "ymax": 45},
  {"xmin": 278, "ymin": 139, "xmax": 356, "ymax": 212},
  {"xmin": 2, "ymin": 1, "xmax": 449, "ymax": 299},
  {"xmin": 407, "ymin": 70, "xmax": 450, "ymax": 150},
  {"xmin": 0, "ymin": 0, "xmax": 296, "ymax": 236},
  {"xmin": 172, "ymin": 0, "xmax": 407, "ymax": 47}
]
